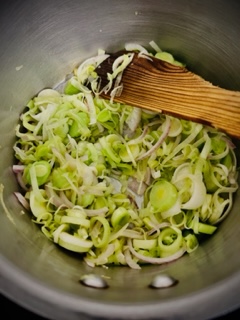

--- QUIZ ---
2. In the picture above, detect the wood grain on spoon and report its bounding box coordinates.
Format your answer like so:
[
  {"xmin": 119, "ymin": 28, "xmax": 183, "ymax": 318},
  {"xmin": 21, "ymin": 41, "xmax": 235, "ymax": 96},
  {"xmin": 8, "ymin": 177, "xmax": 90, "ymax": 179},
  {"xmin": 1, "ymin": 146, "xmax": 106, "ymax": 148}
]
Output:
[{"xmin": 96, "ymin": 52, "xmax": 240, "ymax": 138}]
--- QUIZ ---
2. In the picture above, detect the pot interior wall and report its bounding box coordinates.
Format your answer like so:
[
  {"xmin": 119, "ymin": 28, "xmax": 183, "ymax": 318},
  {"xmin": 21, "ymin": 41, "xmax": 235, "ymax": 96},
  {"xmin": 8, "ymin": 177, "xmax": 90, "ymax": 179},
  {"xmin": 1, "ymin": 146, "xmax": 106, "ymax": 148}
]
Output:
[{"xmin": 0, "ymin": 1, "xmax": 240, "ymax": 320}]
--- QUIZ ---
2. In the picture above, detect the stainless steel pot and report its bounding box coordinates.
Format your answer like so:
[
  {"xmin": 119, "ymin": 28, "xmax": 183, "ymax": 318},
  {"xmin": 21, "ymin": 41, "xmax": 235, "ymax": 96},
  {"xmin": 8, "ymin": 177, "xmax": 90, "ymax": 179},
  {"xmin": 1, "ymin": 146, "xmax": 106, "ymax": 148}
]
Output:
[{"xmin": 0, "ymin": 1, "xmax": 240, "ymax": 319}]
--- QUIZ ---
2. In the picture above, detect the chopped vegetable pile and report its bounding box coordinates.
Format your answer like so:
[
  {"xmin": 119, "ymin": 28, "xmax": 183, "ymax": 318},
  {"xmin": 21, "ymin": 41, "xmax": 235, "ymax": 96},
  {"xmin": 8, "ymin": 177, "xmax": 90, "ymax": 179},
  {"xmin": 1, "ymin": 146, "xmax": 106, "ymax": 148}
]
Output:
[{"xmin": 13, "ymin": 42, "xmax": 239, "ymax": 269}]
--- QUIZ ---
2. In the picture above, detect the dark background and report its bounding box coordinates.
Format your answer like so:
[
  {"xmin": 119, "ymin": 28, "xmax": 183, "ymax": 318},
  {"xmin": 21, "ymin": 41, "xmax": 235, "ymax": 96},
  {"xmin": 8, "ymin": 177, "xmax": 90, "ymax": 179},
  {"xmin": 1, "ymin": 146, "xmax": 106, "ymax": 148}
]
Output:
[{"xmin": 1, "ymin": 293, "xmax": 240, "ymax": 319}]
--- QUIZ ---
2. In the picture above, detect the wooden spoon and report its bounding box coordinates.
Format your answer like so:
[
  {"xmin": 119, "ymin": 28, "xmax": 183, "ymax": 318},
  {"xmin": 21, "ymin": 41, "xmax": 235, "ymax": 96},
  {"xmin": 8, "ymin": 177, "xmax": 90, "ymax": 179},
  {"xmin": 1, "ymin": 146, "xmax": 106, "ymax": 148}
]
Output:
[{"xmin": 96, "ymin": 51, "xmax": 240, "ymax": 138}]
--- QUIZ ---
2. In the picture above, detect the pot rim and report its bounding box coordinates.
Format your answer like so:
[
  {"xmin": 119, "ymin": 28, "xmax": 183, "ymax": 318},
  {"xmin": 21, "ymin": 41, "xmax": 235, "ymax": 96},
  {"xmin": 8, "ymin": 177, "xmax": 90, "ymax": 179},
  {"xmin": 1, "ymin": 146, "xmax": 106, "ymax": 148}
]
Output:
[{"xmin": 1, "ymin": 255, "xmax": 240, "ymax": 320}]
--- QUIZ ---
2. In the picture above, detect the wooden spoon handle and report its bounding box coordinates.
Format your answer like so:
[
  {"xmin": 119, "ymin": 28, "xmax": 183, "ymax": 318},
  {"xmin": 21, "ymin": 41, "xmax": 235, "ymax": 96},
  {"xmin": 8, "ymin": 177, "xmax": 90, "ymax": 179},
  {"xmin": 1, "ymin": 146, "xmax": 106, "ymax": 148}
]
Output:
[{"xmin": 98, "ymin": 53, "xmax": 240, "ymax": 138}]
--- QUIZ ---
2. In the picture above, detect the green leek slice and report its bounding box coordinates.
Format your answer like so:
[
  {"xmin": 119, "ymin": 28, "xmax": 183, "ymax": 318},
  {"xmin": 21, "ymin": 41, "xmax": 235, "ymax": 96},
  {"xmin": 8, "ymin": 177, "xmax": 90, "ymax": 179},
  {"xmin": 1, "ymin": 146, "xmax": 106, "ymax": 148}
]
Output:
[{"xmin": 150, "ymin": 179, "xmax": 178, "ymax": 212}]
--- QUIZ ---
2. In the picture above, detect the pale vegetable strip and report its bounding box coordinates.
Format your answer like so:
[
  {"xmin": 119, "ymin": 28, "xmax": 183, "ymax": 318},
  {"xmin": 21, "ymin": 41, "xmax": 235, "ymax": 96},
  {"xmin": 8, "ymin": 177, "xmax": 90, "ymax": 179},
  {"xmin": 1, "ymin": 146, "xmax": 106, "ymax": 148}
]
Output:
[{"xmin": 12, "ymin": 42, "xmax": 239, "ymax": 269}]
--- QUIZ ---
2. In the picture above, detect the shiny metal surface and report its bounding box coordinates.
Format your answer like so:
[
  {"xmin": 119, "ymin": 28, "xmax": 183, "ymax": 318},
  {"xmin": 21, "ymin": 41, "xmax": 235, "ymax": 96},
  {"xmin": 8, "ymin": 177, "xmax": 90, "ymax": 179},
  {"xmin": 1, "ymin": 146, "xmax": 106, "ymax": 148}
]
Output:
[{"xmin": 0, "ymin": 0, "xmax": 240, "ymax": 319}]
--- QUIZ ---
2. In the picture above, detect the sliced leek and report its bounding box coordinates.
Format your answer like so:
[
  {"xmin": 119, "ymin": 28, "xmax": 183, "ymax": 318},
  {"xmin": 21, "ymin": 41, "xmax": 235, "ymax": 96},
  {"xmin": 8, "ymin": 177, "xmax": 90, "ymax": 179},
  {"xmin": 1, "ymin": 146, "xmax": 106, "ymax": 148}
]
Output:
[{"xmin": 11, "ymin": 41, "xmax": 239, "ymax": 269}]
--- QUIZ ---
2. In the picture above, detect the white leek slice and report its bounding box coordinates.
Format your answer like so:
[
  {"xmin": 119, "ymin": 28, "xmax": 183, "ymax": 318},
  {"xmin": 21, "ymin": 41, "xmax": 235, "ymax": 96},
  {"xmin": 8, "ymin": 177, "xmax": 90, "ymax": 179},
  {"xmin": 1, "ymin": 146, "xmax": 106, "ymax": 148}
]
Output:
[
  {"xmin": 181, "ymin": 174, "xmax": 206, "ymax": 210},
  {"xmin": 163, "ymin": 117, "xmax": 182, "ymax": 137},
  {"xmin": 161, "ymin": 197, "xmax": 182, "ymax": 219},
  {"xmin": 125, "ymin": 43, "xmax": 148, "ymax": 54},
  {"xmin": 29, "ymin": 190, "xmax": 48, "ymax": 218},
  {"xmin": 58, "ymin": 232, "xmax": 93, "ymax": 253}
]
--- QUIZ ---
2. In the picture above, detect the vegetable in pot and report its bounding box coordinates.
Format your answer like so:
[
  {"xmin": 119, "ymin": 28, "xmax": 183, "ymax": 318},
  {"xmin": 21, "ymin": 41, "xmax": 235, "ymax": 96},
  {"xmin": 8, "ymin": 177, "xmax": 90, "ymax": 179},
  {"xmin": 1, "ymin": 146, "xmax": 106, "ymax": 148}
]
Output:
[{"xmin": 11, "ymin": 41, "xmax": 239, "ymax": 269}]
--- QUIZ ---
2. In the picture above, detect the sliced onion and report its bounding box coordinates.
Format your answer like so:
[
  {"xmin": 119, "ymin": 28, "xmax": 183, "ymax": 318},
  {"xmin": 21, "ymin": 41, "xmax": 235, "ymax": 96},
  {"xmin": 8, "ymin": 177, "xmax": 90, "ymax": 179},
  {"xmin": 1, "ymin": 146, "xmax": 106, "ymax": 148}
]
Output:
[
  {"xmin": 14, "ymin": 192, "xmax": 30, "ymax": 210},
  {"xmin": 12, "ymin": 164, "xmax": 25, "ymax": 173},
  {"xmin": 127, "ymin": 126, "xmax": 149, "ymax": 145},
  {"xmin": 162, "ymin": 116, "xmax": 182, "ymax": 137},
  {"xmin": 124, "ymin": 247, "xmax": 141, "ymax": 269},
  {"xmin": 137, "ymin": 117, "xmax": 170, "ymax": 160},
  {"xmin": 15, "ymin": 172, "xmax": 28, "ymax": 191},
  {"xmin": 59, "ymin": 191, "xmax": 75, "ymax": 208},
  {"xmin": 84, "ymin": 206, "xmax": 109, "ymax": 217},
  {"xmin": 45, "ymin": 184, "xmax": 71, "ymax": 208},
  {"xmin": 127, "ymin": 177, "xmax": 147, "ymax": 196}
]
